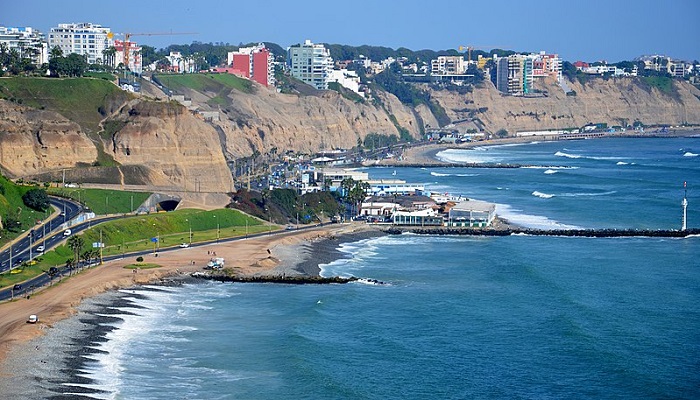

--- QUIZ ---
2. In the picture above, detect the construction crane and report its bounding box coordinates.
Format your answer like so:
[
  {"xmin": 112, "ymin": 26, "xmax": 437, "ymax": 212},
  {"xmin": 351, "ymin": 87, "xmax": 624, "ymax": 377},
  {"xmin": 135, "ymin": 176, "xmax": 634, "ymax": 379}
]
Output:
[
  {"xmin": 116, "ymin": 31, "xmax": 197, "ymax": 69},
  {"xmin": 458, "ymin": 45, "xmax": 509, "ymax": 62}
]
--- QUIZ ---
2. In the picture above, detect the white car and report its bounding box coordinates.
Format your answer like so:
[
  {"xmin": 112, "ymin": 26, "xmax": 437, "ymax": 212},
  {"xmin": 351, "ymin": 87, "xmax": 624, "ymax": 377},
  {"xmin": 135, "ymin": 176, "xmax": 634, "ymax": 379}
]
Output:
[
  {"xmin": 179, "ymin": 243, "xmax": 190, "ymax": 248},
  {"xmin": 27, "ymin": 314, "xmax": 38, "ymax": 324},
  {"xmin": 36, "ymin": 245, "xmax": 45, "ymax": 253},
  {"xmin": 63, "ymin": 229, "xmax": 71, "ymax": 236}
]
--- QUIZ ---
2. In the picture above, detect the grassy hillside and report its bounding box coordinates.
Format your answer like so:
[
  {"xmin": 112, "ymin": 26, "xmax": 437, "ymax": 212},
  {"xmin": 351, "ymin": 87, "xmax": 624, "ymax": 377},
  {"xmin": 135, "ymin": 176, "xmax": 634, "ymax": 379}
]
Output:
[
  {"xmin": 0, "ymin": 175, "xmax": 52, "ymax": 246},
  {"xmin": 155, "ymin": 73, "xmax": 255, "ymax": 98},
  {"xmin": 0, "ymin": 77, "xmax": 132, "ymax": 134},
  {"xmin": 48, "ymin": 187, "xmax": 152, "ymax": 215}
]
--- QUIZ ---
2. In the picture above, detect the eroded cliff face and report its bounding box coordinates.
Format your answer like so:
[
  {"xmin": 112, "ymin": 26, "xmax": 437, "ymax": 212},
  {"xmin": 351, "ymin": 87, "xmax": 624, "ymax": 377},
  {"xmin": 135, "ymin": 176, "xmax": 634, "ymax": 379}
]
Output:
[
  {"xmin": 3, "ymin": 75, "xmax": 699, "ymax": 192},
  {"xmin": 208, "ymin": 86, "xmax": 422, "ymax": 158},
  {"xmin": 428, "ymin": 78, "xmax": 700, "ymax": 134},
  {"xmin": 112, "ymin": 101, "xmax": 234, "ymax": 192},
  {"xmin": 0, "ymin": 100, "xmax": 97, "ymax": 177}
]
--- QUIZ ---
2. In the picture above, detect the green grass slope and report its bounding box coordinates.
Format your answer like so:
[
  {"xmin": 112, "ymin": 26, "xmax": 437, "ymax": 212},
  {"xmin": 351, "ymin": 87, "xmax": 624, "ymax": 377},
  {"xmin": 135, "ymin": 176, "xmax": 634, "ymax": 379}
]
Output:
[{"xmin": 0, "ymin": 77, "xmax": 132, "ymax": 134}]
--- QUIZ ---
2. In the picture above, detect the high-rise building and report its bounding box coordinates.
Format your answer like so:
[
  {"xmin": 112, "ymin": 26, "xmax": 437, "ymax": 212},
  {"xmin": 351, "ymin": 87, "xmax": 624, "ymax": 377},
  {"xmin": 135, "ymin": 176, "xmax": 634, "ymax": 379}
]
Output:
[
  {"xmin": 286, "ymin": 40, "xmax": 333, "ymax": 90},
  {"xmin": 495, "ymin": 55, "xmax": 533, "ymax": 96},
  {"xmin": 431, "ymin": 56, "xmax": 466, "ymax": 75},
  {"xmin": 0, "ymin": 26, "xmax": 48, "ymax": 66},
  {"xmin": 226, "ymin": 44, "xmax": 275, "ymax": 87},
  {"xmin": 113, "ymin": 40, "xmax": 142, "ymax": 74},
  {"xmin": 48, "ymin": 23, "xmax": 112, "ymax": 64}
]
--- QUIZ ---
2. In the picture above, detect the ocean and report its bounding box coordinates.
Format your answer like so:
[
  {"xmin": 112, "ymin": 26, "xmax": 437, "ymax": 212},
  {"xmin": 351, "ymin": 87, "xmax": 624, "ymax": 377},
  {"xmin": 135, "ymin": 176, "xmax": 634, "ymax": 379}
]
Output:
[{"xmin": 70, "ymin": 137, "xmax": 699, "ymax": 399}]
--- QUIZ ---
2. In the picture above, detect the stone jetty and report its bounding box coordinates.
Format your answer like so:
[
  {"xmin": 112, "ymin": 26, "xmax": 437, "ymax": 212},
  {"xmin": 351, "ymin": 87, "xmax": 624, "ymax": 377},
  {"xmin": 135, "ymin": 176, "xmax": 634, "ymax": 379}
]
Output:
[
  {"xmin": 191, "ymin": 272, "xmax": 358, "ymax": 284},
  {"xmin": 384, "ymin": 227, "xmax": 700, "ymax": 238}
]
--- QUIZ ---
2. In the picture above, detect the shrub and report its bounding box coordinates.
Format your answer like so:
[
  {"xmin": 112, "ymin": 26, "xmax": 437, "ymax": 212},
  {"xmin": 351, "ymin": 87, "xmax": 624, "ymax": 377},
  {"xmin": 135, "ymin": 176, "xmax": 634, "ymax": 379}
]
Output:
[{"xmin": 136, "ymin": 256, "xmax": 144, "ymax": 262}]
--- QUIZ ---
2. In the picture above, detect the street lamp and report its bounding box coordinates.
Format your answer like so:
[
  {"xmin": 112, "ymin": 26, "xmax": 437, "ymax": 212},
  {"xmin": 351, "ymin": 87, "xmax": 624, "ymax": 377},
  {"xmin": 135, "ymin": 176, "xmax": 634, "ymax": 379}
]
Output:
[
  {"xmin": 213, "ymin": 215, "xmax": 219, "ymax": 242},
  {"xmin": 186, "ymin": 219, "xmax": 192, "ymax": 245}
]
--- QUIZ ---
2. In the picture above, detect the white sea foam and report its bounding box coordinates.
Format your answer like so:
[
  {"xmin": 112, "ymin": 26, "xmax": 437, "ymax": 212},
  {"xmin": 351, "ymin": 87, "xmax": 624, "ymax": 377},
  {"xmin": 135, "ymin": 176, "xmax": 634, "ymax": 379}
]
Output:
[
  {"xmin": 495, "ymin": 203, "xmax": 581, "ymax": 230},
  {"xmin": 532, "ymin": 191, "xmax": 555, "ymax": 199},
  {"xmin": 555, "ymin": 151, "xmax": 581, "ymax": 159},
  {"xmin": 430, "ymin": 171, "xmax": 479, "ymax": 177},
  {"xmin": 616, "ymin": 161, "xmax": 628, "ymax": 165},
  {"xmin": 683, "ymin": 152, "xmax": 698, "ymax": 157},
  {"xmin": 559, "ymin": 190, "xmax": 617, "ymax": 197},
  {"xmin": 544, "ymin": 169, "xmax": 558, "ymax": 174}
]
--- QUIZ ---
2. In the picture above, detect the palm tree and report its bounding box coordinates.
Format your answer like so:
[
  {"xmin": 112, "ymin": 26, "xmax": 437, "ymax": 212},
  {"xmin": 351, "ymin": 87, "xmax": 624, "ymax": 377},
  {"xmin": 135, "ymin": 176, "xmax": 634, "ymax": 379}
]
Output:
[
  {"xmin": 67, "ymin": 235, "xmax": 84, "ymax": 270},
  {"xmin": 102, "ymin": 46, "xmax": 117, "ymax": 70}
]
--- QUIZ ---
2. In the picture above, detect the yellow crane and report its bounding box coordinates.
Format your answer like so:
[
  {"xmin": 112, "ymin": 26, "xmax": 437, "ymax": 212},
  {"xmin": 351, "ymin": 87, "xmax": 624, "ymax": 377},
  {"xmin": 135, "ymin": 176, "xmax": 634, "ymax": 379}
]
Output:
[
  {"xmin": 458, "ymin": 45, "xmax": 509, "ymax": 62},
  {"xmin": 115, "ymin": 31, "xmax": 197, "ymax": 69}
]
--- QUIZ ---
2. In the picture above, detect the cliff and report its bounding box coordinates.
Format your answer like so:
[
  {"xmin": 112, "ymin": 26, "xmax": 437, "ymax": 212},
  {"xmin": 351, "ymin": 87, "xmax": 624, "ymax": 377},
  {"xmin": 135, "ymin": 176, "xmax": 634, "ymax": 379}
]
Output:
[
  {"xmin": 427, "ymin": 77, "xmax": 700, "ymax": 134},
  {"xmin": 1, "ymin": 75, "xmax": 699, "ymax": 193},
  {"xmin": 0, "ymin": 101, "xmax": 97, "ymax": 176}
]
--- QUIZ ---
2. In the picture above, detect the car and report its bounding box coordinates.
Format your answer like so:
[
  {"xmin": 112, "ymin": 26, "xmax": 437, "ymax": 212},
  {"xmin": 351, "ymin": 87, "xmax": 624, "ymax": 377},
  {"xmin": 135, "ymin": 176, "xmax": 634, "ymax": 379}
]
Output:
[
  {"xmin": 63, "ymin": 229, "xmax": 71, "ymax": 236},
  {"xmin": 179, "ymin": 243, "xmax": 190, "ymax": 248},
  {"xmin": 36, "ymin": 245, "xmax": 45, "ymax": 253},
  {"xmin": 27, "ymin": 314, "xmax": 38, "ymax": 324},
  {"xmin": 285, "ymin": 225, "xmax": 295, "ymax": 230},
  {"xmin": 12, "ymin": 284, "xmax": 22, "ymax": 291},
  {"xmin": 48, "ymin": 267, "xmax": 59, "ymax": 276}
]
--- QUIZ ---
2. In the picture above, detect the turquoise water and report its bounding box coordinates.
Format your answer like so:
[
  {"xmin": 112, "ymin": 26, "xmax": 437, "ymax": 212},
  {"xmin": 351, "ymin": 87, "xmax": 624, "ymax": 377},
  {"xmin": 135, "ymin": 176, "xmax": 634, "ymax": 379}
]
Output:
[{"xmin": 76, "ymin": 138, "xmax": 700, "ymax": 399}]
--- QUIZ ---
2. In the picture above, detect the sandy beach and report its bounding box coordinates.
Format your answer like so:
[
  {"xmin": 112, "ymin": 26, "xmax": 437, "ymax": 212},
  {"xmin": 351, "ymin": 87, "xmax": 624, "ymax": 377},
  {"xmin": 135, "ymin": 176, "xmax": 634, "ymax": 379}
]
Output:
[{"xmin": 0, "ymin": 222, "xmax": 382, "ymax": 397}]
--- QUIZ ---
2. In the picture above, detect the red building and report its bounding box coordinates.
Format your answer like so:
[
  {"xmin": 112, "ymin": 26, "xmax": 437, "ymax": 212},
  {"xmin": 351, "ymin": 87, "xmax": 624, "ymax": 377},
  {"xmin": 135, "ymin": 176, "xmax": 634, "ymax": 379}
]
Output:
[{"xmin": 226, "ymin": 44, "xmax": 274, "ymax": 87}]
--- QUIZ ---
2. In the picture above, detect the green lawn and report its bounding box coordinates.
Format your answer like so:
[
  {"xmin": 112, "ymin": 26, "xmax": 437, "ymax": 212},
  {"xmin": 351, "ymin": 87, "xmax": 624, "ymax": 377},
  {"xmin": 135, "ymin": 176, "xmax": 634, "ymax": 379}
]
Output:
[
  {"xmin": 48, "ymin": 187, "xmax": 151, "ymax": 215},
  {"xmin": 0, "ymin": 208, "xmax": 274, "ymax": 289},
  {"xmin": 0, "ymin": 177, "xmax": 55, "ymax": 247},
  {"xmin": 155, "ymin": 73, "xmax": 254, "ymax": 94},
  {"xmin": 0, "ymin": 77, "xmax": 132, "ymax": 134}
]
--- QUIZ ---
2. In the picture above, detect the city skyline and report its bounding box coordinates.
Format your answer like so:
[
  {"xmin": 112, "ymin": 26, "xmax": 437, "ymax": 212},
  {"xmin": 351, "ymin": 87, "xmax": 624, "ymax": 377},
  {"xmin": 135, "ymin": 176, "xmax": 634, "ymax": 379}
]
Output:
[{"xmin": 2, "ymin": 0, "xmax": 699, "ymax": 63}]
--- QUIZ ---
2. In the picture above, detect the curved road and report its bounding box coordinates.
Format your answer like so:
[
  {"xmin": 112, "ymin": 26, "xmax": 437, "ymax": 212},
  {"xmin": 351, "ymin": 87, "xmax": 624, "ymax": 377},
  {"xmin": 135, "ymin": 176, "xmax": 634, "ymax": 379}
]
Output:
[{"xmin": 0, "ymin": 215, "xmax": 330, "ymax": 302}]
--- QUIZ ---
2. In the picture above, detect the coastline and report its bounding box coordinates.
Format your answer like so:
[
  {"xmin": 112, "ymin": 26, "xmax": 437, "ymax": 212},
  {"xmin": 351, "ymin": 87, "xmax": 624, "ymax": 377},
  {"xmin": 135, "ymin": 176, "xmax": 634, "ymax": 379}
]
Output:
[{"xmin": 0, "ymin": 222, "xmax": 383, "ymax": 396}]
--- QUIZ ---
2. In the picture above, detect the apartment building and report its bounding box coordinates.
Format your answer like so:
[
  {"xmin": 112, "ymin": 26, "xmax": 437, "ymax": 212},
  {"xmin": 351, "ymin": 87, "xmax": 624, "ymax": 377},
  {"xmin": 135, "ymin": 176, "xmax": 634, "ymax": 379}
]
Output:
[
  {"xmin": 286, "ymin": 40, "xmax": 333, "ymax": 90},
  {"xmin": 48, "ymin": 23, "xmax": 112, "ymax": 64},
  {"xmin": 226, "ymin": 44, "xmax": 275, "ymax": 87},
  {"xmin": 113, "ymin": 39, "xmax": 142, "ymax": 73},
  {"xmin": 496, "ymin": 55, "xmax": 533, "ymax": 95},
  {"xmin": 0, "ymin": 26, "xmax": 48, "ymax": 66},
  {"xmin": 431, "ymin": 55, "xmax": 466, "ymax": 75}
]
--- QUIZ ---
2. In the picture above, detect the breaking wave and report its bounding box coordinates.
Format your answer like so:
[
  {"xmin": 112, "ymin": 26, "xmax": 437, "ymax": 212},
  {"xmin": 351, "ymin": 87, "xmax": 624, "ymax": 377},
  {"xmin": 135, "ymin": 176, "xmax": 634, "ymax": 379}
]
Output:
[{"xmin": 532, "ymin": 191, "xmax": 555, "ymax": 199}]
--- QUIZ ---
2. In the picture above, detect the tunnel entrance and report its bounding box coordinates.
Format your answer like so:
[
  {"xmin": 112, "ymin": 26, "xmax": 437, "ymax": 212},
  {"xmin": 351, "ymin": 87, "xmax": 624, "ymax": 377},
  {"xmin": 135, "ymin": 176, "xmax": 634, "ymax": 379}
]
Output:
[{"xmin": 157, "ymin": 200, "xmax": 180, "ymax": 212}]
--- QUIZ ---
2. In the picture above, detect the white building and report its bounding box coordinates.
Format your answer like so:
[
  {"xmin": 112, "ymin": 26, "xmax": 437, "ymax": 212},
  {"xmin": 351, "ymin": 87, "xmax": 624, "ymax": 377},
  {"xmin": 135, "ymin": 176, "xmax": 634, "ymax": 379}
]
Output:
[
  {"xmin": 0, "ymin": 26, "xmax": 48, "ymax": 66},
  {"xmin": 328, "ymin": 69, "xmax": 363, "ymax": 96},
  {"xmin": 366, "ymin": 179, "xmax": 425, "ymax": 196},
  {"xmin": 165, "ymin": 51, "xmax": 196, "ymax": 73},
  {"xmin": 287, "ymin": 39, "xmax": 333, "ymax": 90},
  {"xmin": 431, "ymin": 55, "xmax": 466, "ymax": 75},
  {"xmin": 48, "ymin": 23, "xmax": 113, "ymax": 64},
  {"xmin": 447, "ymin": 200, "xmax": 496, "ymax": 227}
]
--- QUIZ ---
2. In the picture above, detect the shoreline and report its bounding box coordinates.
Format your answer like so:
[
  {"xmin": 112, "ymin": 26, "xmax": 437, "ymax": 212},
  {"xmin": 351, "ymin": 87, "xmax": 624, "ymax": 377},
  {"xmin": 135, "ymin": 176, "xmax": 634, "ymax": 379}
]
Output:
[{"xmin": 0, "ymin": 222, "xmax": 383, "ymax": 396}]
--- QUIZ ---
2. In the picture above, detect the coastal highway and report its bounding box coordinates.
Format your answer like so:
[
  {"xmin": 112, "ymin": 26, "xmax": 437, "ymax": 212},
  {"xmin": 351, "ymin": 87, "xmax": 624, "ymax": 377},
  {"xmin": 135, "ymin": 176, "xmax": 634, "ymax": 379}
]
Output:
[
  {"xmin": 0, "ymin": 197, "xmax": 82, "ymax": 274},
  {"xmin": 0, "ymin": 219, "xmax": 331, "ymax": 302}
]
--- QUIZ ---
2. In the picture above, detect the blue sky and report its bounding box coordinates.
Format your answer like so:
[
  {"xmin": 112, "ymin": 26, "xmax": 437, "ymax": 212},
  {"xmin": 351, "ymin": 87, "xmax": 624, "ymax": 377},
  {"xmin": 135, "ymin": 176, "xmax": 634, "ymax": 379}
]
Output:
[{"xmin": 3, "ymin": 0, "xmax": 699, "ymax": 62}]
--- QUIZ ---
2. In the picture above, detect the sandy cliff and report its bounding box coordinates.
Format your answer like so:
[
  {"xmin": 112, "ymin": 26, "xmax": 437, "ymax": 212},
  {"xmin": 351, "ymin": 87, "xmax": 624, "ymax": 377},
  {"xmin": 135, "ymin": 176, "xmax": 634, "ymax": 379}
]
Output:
[
  {"xmin": 0, "ymin": 101, "xmax": 97, "ymax": 177},
  {"xmin": 428, "ymin": 77, "xmax": 700, "ymax": 134},
  {"xmin": 2, "ymin": 75, "xmax": 699, "ymax": 191}
]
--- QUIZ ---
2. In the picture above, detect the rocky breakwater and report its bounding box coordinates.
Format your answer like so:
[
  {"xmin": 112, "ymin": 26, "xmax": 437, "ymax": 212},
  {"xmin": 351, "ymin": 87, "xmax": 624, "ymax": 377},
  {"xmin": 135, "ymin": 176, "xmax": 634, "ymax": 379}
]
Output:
[
  {"xmin": 385, "ymin": 226, "xmax": 700, "ymax": 238},
  {"xmin": 0, "ymin": 100, "xmax": 97, "ymax": 177},
  {"xmin": 190, "ymin": 271, "xmax": 359, "ymax": 284}
]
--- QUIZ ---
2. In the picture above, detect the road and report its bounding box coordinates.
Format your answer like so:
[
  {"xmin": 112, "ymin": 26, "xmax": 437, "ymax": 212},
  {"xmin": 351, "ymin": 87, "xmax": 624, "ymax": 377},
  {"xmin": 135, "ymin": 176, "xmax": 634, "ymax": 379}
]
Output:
[
  {"xmin": 0, "ymin": 215, "xmax": 331, "ymax": 302},
  {"xmin": 0, "ymin": 197, "xmax": 82, "ymax": 274}
]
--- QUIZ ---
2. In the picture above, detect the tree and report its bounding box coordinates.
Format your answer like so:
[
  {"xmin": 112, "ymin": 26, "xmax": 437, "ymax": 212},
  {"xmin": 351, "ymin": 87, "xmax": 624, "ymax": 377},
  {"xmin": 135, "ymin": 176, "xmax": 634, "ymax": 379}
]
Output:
[
  {"xmin": 22, "ymin": 188, "xmax": 50, "ymax": 211},
  {"xmin": 67, "ymin": 236, "xmax": 85, "ymax": 270}
]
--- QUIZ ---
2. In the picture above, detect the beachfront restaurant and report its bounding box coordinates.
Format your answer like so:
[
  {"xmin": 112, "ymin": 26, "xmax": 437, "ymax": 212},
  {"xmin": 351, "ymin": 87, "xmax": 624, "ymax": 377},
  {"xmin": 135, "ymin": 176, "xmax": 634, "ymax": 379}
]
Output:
[
  {"xmin": 447, "ymin": 200, "xmax": 496, "ymax": 227},
  {"xmin": 392, "ymin": 208, "xmax": 444, "ymax": 226}
]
